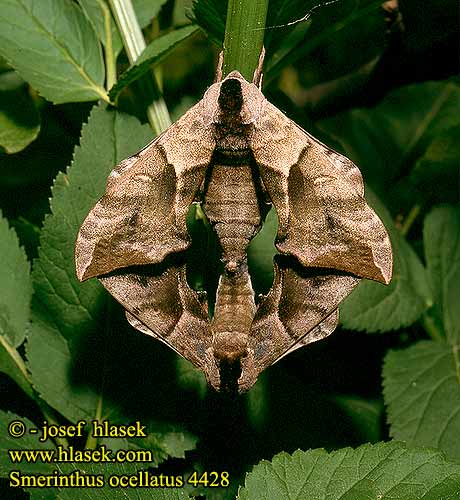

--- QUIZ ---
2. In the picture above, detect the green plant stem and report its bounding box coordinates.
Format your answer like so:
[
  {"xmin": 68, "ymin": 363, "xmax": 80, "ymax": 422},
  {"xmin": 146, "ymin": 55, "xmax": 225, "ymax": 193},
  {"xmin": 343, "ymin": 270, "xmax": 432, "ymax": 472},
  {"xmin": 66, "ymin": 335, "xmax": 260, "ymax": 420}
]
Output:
[
  {"xmin": 0, "ymin": 335, "xmax": 34, "ymax": 398},
  {"xmin": 108, "ymin": 0, "xmax": 171, "ymax": 133},
  {"xmin": 401, "ymin": 204, "xmax": 421, "ymax": 236},
  {"xmin": 222, "ymin": 0, "xmax": 269, "ymax": 80},
  {"xmin": 99, "ymin": 0, "xmax": 117, "ymax": 89},
  {"xmin": 421, "ymin": 313, "xmax": 444, "ymax": 341}
]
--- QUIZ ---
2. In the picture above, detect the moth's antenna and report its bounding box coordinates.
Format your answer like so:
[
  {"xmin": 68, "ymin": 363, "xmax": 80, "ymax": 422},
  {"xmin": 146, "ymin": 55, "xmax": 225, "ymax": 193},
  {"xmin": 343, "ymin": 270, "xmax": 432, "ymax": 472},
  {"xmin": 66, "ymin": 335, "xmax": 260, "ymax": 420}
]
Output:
[
  {"xmin": 252, "ymin": 47, "xmax": 266, "ymax": 87},
  {"xmin": 215, "ymin": 51, "xmax": 224, "ymax": 83},
  {"xmin": 252, "ymin": 0, "xmax": 343, "ymax": 31}
]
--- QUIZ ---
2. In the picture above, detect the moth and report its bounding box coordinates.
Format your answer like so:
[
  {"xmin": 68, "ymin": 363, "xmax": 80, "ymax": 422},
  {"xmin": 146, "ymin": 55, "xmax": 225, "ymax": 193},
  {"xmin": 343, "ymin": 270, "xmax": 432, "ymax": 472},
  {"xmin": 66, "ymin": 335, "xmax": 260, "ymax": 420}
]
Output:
[{"xmin": 75, "ymin": 51, "xmax": 392, "ymax": 393}]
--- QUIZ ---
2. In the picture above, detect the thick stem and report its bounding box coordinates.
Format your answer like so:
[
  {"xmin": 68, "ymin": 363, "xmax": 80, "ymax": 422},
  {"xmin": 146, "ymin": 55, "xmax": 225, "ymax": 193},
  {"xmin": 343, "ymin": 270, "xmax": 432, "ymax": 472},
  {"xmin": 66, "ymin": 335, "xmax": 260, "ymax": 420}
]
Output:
[
  {"xmin": 421, "ymin": 313, "xmax": 444, "ymax": 342},
  {"xmin": 400, "ymin": 204, "xmax": 421, "ymax": 237},
  {"xmin": 100, "ymin": 0, "xmax": 117, "ymax": 89},
  {"xmin": 222, "ymin": 0, "xmax": 269, "ymax": 80},
  {"xmin": 108, "ymin": 0, "xmax": 171, "ymax": 133}
]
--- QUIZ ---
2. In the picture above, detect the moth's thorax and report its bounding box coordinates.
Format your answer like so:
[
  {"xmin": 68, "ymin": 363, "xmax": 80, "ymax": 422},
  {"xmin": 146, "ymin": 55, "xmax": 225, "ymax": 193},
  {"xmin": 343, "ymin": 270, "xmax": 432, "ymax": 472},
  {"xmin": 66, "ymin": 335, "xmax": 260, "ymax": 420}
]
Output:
[
  {"xmin": 213, "ymin": 78, "xmax": 253, "ymax": 162},
  {"xmin": 212, "ymin": 123, "xmax": 252, "ymax": 164}
]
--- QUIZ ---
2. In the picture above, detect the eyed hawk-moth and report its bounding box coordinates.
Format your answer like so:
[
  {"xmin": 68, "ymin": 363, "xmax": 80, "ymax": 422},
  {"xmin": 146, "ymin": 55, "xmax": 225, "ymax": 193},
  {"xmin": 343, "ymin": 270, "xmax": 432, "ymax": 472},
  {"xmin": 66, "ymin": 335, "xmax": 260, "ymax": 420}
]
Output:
[{"xmin": 75, "ymin": 52, "xmax": 392, "ymax": 393}]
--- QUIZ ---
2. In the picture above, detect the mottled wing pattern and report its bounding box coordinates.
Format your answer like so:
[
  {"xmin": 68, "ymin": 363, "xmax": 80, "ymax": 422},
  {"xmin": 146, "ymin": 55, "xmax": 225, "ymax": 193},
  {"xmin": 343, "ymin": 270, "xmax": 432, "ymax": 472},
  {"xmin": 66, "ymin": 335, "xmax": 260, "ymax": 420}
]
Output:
[
  {"xmin": 99, "ymin": 265, "xmax": 215, "ymax": 375},
  {"xmin": 75, "ymin": 100, "xmax": 215, "ymax": 281},
  {"xmin": 247, "ymin": 260, "xmax": 359, "ymax": 376},
  {"xmin": 250, "ymin": 99, "xmax": 392, "ymax": 284},
  {"xmin": 275, "ymin": 309, "xmax": 339, "ymax": 362}
]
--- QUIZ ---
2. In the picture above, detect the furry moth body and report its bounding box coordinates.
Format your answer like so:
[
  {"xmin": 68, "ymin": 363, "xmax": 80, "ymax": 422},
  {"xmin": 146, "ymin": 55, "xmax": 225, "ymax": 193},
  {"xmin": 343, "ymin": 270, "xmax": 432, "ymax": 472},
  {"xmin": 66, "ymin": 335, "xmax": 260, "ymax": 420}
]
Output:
[{"xmin": 75, "ymin": 54, "xmax": 392, "ymax": 393}]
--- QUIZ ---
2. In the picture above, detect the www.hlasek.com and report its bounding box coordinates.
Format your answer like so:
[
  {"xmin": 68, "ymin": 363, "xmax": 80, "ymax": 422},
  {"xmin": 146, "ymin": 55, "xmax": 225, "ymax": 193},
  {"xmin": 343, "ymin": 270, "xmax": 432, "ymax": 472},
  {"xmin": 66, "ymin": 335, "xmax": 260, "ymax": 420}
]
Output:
[{"xmin": 6, "ymin": 418, "xmax": 230, "ymax": 489}]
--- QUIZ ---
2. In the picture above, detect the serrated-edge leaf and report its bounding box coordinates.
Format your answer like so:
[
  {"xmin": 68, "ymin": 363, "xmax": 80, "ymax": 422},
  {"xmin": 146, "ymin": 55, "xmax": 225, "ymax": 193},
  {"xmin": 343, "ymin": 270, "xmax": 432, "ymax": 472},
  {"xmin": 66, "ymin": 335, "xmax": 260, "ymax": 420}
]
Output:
[
  {"xmin": 26, "ymin": 311, "xmax": 99, "ymax": 422},
  {"xmin": 0, "ymin": 0, "xmax": 107, "ymax": 103},
  {"xmin": 0, "ymin": 410, "xmax": 55, "ymax": 476},
  {"xmin": 109, "ymin": 25, "xmax": 198, "ymax": 100},
  {"xmin": 383, "ymin": 340, "xmax": 460, "ymax": 462},
  {"xmin": 340, "ymin": 189, "xmax": 432, "ymax": 332},
  {"xmin": 0, "ymin": 212, "xmax": 34, "ymax": 398},
  {"xmin": 0, "ymin": 211, "xmax": 32, "ymax": 347},
  {"xmin": 238, "ymin": 441, "xmax": 460, "ymax": 500},
  {"xmin": 31, "ymin": 103, "xmax": 152, "ymax": 343},
  {"xmin": 423, "ymin": 205, "xmax": 460, "ymax": 344},
  {"xmin": 27, "ymin": 103, "xmax": 152, "ymax": 423}
]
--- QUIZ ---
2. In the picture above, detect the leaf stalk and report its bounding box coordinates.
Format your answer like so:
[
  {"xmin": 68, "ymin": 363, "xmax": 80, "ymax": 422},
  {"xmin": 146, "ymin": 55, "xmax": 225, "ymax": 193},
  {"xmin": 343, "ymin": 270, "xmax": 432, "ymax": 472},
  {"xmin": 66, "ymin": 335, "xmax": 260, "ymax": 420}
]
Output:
[{"xmin": 108, "ymin": 0, "xmax": 171, "ymax": 133}]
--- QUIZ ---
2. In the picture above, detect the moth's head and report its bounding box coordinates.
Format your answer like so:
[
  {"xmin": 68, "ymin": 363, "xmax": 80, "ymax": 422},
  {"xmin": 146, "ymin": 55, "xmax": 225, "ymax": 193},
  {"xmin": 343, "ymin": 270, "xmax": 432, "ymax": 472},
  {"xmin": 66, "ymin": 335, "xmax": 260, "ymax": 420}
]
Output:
[
  {"xmin": 218, "ymin": 75, "xmax": 244, "ymax": 114},
  {"xmin": 201, "ymin": 71, "xmax": 264, "ymax": 126},
  {"xmin": 221, "ymin": 72, "xmax": 265, "ymax": 125}
]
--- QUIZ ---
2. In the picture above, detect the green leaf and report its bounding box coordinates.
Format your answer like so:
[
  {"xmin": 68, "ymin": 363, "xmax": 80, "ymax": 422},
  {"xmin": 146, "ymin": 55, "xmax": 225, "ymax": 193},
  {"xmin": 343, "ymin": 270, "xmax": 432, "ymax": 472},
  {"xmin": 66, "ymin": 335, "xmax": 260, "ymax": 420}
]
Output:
[
  {"xmin": 238, "ymin": 441, "xmax": 460, "ymax": 500},
  {"xmin": 26, "ymin": 313, "xmax": 105, "ymax": 422},
  {"xmin": 247, "ymin": 206, "xmax": 277, "ymax": 295},
  {"xmin": 0, "ymin": 410, "xmax": 55, "ymax": 476},
  {"xmin": 319, "ymin": 81, "xmax": 460, "ymax": 193},
  {"xmin": 27, "ymin": 103, "xmax": 152, "ymax": 422},
  {"xmin": 79, "ymin": 0, "xmax": 169, "ymax": 58},
  {"xmin": 384, "ymin": 341, "xmax": 460, "ymax": 462},
  {"xmin": 0, "ymin": 71, "xmax": 40, "ymax": 153},
  {"xmin": 109, "ymin": 25, "xmax": 198, "ymax": 100},
  {"xmin": 133, "ymin": 0, "xmax": 170, "ymax": 28},
  {"xmin": 423, "ymin": 206, "xmax": 460, "ymax": 344},
  {"xmin": 0, "ymin": 210, "xmax": 31, "ymax": 347},
  {"xmin": 340, "ymin": 189, "xmax": 432, "ymax": 332},
  {"xmin": 78, "ymin": 0, "xmax": 123, "ymax": 56},
  {"xmin": 383, "ymin": 207, "xmax": 460, "ymax": 462},
  {"xmin": 0, "ymin": 210, "xmax": 34, "ymax": 398},
  {"xmin": 190, "ymin": 0, "xmax": 226, "ymax": 46},
  {"xmin": 0, "ymin": 0, "xmax": 107, "ymax": 103},
  {"xmin": 410, "ymin": 125, "xmax": 460, "ymax": 204},
  {"xmin": 128, "ymin": 421, "xmax": 198, "ymax": 465}
]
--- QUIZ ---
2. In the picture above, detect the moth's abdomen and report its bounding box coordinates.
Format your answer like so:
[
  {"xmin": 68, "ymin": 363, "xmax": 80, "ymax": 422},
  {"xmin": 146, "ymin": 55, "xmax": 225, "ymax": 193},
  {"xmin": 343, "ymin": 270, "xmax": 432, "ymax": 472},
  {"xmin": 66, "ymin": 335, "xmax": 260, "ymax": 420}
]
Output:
[
  {"xmin": 211, "ymin": 266, "xmax": 255, "ymax": 363},
  {"xmin": 203, "ymin": 164, "xmax": 261, "ymax": 271}
]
